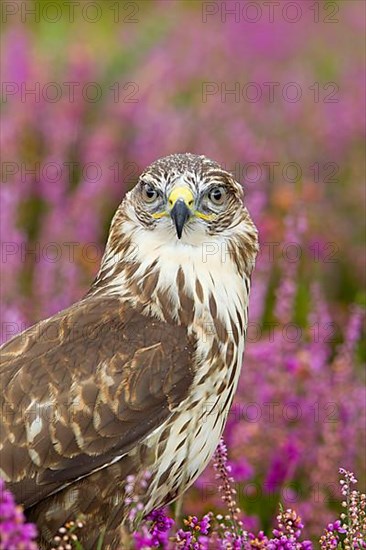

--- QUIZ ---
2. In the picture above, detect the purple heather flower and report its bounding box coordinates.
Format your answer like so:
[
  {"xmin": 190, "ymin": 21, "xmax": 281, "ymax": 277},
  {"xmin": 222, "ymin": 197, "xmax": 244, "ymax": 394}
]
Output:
[
  {"xmin": 133, "ymin": 507, "xmax": 174, "ymax": 548},
  {"xmin": 199, "ymin": 515, "xmax": 211, "ymax": 535},
  {"xmin": 176, "ymin": 528, "xmax": 193, "ymax": 548},
  {"xmin": 0, "ymin": 478, "xmax": 38, "ymax": 550},
  {"xmin": 175, "ymin": 513, "xmax": 213, "ymax": 549},
  {"xmin": 133, "ymin": 525, "xmax": 156, "ymax": 549},
  {"xmin": 146, "ymin": 508, "xmax": 175, "ymax": 546}
]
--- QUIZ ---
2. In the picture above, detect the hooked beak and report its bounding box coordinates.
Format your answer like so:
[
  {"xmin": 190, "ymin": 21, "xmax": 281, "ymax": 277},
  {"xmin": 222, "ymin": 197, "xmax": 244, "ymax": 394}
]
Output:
[
  {"xmin": 170, "ymin": 200, "xmax": 191, "ymax": 239},
  {"xmin": 168, "ymin": 186, "xmax": 194, "ymax": 239}
]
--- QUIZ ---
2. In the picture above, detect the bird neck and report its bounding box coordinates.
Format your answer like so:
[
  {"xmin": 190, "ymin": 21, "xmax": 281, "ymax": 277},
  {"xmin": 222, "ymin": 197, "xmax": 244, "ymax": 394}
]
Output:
[{"xmin": 89, "ymin": 212, "xmax": 258, "ymax": 334}]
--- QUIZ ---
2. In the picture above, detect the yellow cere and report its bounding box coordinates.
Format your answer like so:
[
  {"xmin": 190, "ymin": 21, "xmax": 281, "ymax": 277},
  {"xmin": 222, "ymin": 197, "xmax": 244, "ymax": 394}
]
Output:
[
  {"xmin": 168, "ymin": 186, "xmax": 194, "ymax": 208},
  {"xmin": 152, "ymin": 185, "xmax": 215, "ymax": 220}
]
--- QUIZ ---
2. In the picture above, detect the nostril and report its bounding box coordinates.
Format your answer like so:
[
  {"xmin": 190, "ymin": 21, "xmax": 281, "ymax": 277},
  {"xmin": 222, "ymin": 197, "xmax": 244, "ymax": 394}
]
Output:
[{"xmin": 188, "ymin": 200, "xmax": 193, "ymax": 207}]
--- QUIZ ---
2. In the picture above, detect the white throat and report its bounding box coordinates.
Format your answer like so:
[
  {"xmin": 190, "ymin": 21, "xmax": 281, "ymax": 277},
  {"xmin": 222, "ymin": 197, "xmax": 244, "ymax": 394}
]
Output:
[{"xmin": 96, "ymin": 217, "xmax": 252, "ymax": 343}]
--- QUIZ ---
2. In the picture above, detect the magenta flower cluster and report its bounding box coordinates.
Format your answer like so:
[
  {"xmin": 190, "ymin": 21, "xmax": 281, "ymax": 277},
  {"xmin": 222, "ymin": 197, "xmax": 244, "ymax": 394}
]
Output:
[
  {"xmin": 0, "ymin": 478, "xmax": 38, "ymax": 550},
  {"xmin": 128, "ymin": 442, "xmax": 366, "ymax": 549},
  {"xmin": 134, "ymin": 509, "xmax": 175, "ymax": 549},
  {"xmin": 1, "ymin": 453, "xmax": 365, "ymax": 548}
]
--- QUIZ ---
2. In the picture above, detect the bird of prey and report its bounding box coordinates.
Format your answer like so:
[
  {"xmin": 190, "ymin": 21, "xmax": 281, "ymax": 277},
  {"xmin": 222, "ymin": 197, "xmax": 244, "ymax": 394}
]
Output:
[{"xmin": 0, "ymin": 153, "xmax": 258, "ymax": 549}]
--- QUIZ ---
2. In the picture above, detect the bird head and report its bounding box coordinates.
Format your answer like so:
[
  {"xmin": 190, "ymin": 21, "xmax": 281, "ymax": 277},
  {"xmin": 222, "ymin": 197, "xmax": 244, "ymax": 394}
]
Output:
[
  {"xmin": 103, "ymin": 153, "xmax": 258, "ymax": 282},
  {"xmin": 129, "ymin": 153, "xmax": 255, "ymax": 239}
]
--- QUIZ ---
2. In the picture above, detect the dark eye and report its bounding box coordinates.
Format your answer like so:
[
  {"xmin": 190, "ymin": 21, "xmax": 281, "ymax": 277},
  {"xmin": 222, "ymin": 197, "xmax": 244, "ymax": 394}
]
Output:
[
  {"xmin": 142, "ymin": 183, "xmax": 159, "ymax": 203},
  {"xmin": 208, "ymin": 186, "xmax": 226, "ymax": 206}
]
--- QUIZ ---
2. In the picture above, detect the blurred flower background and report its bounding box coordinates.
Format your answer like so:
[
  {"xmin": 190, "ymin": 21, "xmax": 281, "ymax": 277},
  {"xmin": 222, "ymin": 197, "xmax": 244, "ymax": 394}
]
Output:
[{"xmin": 0, "ymin": 0, "xmax": 365, "ymax": 544}]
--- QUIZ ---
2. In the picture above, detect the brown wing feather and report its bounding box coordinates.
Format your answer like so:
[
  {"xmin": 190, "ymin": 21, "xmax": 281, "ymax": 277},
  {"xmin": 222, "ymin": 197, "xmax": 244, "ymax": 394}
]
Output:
[{"xmin": 0, "ymin": 295, "xmax": 196, "ymax": 508}]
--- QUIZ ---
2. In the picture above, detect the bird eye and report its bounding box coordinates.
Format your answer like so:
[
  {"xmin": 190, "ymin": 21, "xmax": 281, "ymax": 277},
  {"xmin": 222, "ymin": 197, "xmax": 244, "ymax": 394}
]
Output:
[
  {"xmin": 208, "ymin": 186, "xmax": 226, "ymax": 206},
  {"xmin": 142, "ymin": 183, "xmax": 159, "ymax": 203}
]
